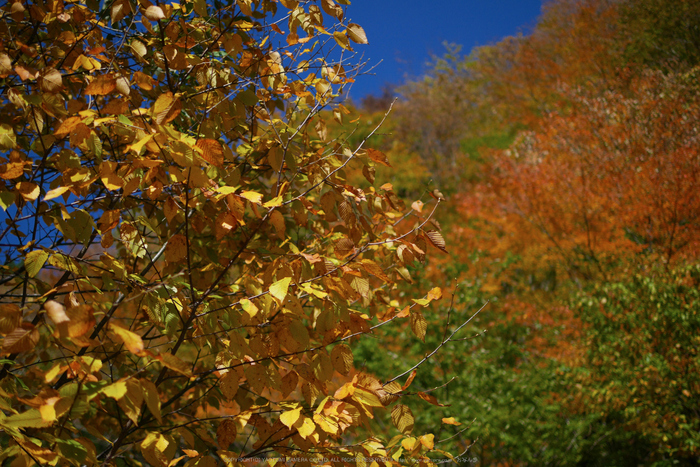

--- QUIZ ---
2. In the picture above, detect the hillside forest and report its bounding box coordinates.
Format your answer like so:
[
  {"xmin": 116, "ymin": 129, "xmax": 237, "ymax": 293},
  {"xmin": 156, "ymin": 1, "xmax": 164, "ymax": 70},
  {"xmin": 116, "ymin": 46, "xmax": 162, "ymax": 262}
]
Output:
[
  {"xmin": 0, "ymin": 0, "xmax": 698, "ymax": 466},
  {"xmin": 350, "ymin": 0, "xmax": 700, "ymax": 465}
]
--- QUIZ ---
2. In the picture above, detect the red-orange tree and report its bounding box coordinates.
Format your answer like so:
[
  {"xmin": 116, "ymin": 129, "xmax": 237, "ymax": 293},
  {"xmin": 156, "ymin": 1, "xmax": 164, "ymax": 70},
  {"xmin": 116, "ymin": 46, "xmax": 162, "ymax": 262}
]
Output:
[{"xmin": 0, "ymin": 0, "xmax": 459, "ymax": 465}]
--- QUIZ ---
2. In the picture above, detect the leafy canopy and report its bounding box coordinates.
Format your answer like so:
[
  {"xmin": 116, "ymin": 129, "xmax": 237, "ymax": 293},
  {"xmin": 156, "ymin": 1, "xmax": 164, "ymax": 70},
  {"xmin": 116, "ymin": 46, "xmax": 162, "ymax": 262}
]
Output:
[{"xmin": 0, "ymin": 0, "xmax": 460, "ymax": 465}]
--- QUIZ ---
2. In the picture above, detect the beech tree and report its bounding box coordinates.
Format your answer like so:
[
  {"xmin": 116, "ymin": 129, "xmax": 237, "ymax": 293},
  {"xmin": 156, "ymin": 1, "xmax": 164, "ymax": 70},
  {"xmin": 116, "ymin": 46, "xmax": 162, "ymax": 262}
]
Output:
[{"xmin": 0, "ymin": 0, "xmax": 461, "ymax": 465}]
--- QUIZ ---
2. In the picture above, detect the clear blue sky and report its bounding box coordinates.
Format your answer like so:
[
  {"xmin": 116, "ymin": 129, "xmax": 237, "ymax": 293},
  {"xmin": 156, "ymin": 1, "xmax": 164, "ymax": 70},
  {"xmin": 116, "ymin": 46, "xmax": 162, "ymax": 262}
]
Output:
[{"xmin": 339, "ymin": 0, "xmax": 544, "ymax": 100}]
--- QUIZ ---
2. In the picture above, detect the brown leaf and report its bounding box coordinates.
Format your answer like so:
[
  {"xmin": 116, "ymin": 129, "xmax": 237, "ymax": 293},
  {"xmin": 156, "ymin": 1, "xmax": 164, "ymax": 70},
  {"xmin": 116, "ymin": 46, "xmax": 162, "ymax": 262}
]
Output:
[
  {"xmin": 425, "ymin": 230, "xmax": 447, "ymax": 252},
  {"xmin": 367, "ymin": 148, "xmax": 391, "ymax": 167},
  {"xmin": 330, "ymin": 344, "xmax": 353, "ymax": 375},
  {"xmin": 281, "ymin": 370, "xmax": 299, "ymax": 398},
  {"xmin": 217, "ymin": 419, "xmax": 237, "ymax": 448},
  {"xmin": 165, "ymin": 234, "xmax": 187, "ymax": 263},
  {"xmin": 2, "ymin": 323, "xmax": 39, "ymax": 354},
  {"xmin": 417, "ymin": 391, "xmax": 448, "ymax": 407},
  {"xmin": 220, "ymin": 371, "xmax": 240, "ymax": 400},
  {"xmin": 0, "ymin": 304, "xmax": 21, "ymax": 335}
]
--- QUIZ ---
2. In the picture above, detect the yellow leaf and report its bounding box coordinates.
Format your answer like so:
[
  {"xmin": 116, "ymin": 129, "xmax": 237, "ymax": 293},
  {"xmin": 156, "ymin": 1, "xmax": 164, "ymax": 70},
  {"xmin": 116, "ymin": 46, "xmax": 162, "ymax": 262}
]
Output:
[
  {"xmin": 280, "ymin": 406, "xmax": 302, "ymax": 428},
  {"xmin": 127, "ymin": 134, "xmax": 153, "ymax": 155},
  {"xmin": 39, "ymin": 397, "xmax": 61, "ymax": 422},
  {"xmin": 240, "ymin": 190, "xmax": 263, "ymax": 204},
  {"xmin": 296, "ymin": 417, "xmax": 315, "ymax": 439},
  {"xmin": 131, "ymin": 40, "xmax": 147, "ymax": 58},
  {"xmin": 441, "ymin": 417, "xmax": 461, "ymax": 426},
  {"xmin": 427, "ymin": 287, "xmax": 442, "ymax": 301},
  {"xmin": 401, "ymin": 437, "xmax": 418, "ymax": 451},
  {"xmin": 240, "ymin": 298, "xmax": 258, "ymax": 318},
  {"xmin": 16, "ymin": 181, "xmax": 40, "ymax": 201},
  {"xmin": 333, "ymin": 31, "xmax": 351, "ymax": 50},
  {"xmin": 110, "ymin": 323, "xmax": 145, "ymax": 355},
  {"xmin": 262, "ymin": 195, "xmax": 283, "ymax": 208},
  {"xmin": 102, "ymin": 381, "xmax": 128, "ymax": 400},
  {"xmin": 269, "ymin": 277, "xmax": 292, "ymax": 302},
  {"xmin": 25, "ymin": 250, "xmax": 48, "ymax": 278},
  {"xmin": 419, "ymin": 433, "xmax": 435, "ymax": 450},
  {"xmin": 44, "ymin": 186, "xmax": 71, "ymax": 201}
]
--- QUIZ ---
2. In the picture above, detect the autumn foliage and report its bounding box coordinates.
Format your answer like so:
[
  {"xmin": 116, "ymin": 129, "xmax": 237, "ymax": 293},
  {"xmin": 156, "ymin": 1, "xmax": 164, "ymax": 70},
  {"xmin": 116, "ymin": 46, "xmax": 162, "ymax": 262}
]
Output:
[
  {"xmin": 360, "ymin": 0, "xmax": 700, "ymax": 464},
  {"xmin": 0, "ymin": 0, "xmax": 463, "ymax": 466}
]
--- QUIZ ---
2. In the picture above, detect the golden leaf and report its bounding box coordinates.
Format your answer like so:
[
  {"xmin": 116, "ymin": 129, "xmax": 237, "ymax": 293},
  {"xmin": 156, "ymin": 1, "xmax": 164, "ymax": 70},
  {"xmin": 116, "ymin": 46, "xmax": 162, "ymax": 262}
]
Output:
[
  {"xmin": 85, "ymin": 74, "xmax": 117, "ymax": 95},
  {"xmin": 347, "ymin": 23, "xmax": 368, "ymax": 44},
  {"xmin": 0, "ymin": 162, "xmax": 24, "ymax": 180},
  {"xmin": 196, "ymin": 139, "xmax": 224, "ymax": 168},
  {"xmin": 410, "ymin": 311, "xmax": 427, "ymax": 342},
  {"xmin": 391, "ymin": 404, "xmax": 414, "ymax": 435},
  {"xmin": 110, "ymin": 323, "xmax": 145, "ymax": 355},
  {"xmin": 441, "ymin": 417, "xmax": 461, "ymax": 426}
]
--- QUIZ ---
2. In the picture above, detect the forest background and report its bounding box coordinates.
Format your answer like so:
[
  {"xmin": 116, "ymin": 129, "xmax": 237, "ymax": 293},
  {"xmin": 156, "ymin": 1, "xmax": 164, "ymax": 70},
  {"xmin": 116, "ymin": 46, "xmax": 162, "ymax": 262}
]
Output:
[
  {"xmin": 0, "ymin": 0, "xmax": 699, "ymax": 466},
  {"xmin": 350, "ymin": 0, "xmax": 700, "ymax": 465}
]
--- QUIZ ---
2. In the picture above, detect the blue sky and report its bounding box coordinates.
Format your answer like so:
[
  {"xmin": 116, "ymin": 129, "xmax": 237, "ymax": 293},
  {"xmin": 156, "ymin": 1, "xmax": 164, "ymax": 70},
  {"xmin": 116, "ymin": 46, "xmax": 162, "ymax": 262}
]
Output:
[{"xmin": 339, "ymin": 0, "xmax": 544, "ymax": 100}]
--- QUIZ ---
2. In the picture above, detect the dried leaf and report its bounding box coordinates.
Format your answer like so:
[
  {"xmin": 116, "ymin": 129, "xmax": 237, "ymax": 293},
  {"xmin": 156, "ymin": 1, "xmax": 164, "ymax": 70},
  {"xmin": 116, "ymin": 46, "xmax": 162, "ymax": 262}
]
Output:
[
  {"xmin": 425, "ymin": 230, "xmax": 447, "ymax": 252},
  {"xmin": 367, "ymin": 148, "xmax": 391, "ymax": 167},
  {"xmin": 2, "ymin": 323, "xmax": 39, "ymax": 354}
]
